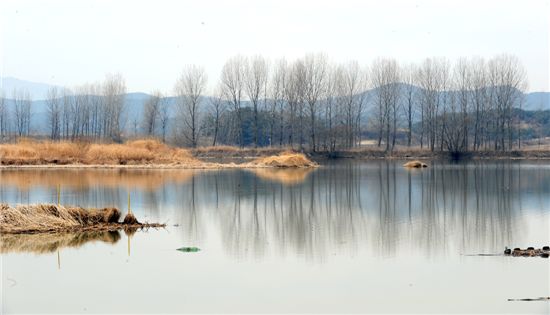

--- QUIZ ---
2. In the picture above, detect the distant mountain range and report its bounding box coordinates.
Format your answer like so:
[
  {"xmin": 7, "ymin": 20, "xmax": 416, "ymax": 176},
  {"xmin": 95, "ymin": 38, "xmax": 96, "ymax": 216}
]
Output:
[
  {"xmin": 0, "ymin": 77, "xmax": 62, "ymax": 100},
  {"xmin": 0, "ymin": 77, "xmax": 548, "ymax": 135},
  {"xmin": 2, "ymin": 76, "xmax": 548, "ymax": 110}
]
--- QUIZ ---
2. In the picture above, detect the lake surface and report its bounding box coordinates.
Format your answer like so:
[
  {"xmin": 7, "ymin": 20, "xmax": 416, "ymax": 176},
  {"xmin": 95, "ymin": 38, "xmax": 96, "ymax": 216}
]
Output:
[{"xmin": 1, "ymin": 161, "xmax": 549, "ymax": 314}]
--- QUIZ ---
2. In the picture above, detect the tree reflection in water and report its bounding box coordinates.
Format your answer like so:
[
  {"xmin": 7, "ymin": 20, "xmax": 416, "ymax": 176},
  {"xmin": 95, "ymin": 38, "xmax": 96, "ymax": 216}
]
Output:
[
  {"xmin": 167, "ymin": 161, "xmax": 546, "ymax": 261},
  {"xmin": 1, "ymin": 161, "xmax": 548, "ymax": 260}
]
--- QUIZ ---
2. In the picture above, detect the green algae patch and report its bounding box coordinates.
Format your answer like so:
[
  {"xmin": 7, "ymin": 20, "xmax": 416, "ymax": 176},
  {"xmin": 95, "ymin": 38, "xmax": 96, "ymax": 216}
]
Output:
[{"xmin": 177, "ymin": 247, "xmax": 201, "ymax": 252}]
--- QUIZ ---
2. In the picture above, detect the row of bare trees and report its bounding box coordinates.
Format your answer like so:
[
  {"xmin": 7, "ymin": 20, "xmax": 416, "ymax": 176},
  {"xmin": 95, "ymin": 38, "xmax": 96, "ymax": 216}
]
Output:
[
  {"xmin": 0, "ymin": 89, "xmax": 32, "ymax": 140},
  {"xmin": 0, "ymin": 54, "xmax": 529, "ymax": 153},
  {"xmin": 170, "ymin": 53, "xmax": 527, "ymax": 152},
  {"xmin": 0, "ymin": 74, "xmax": 127, "ymax": 142},
  {"xmin": 207, "ymin": 53, "xmax": 369, "ymax": 150}
]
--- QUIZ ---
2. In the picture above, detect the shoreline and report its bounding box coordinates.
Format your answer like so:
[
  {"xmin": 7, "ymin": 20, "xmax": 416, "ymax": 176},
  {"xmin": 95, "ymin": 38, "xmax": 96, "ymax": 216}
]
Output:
[
  {"xmin": 2, "ymin": 138, "xmax": 550, "ymax": 170},
  {"xmin": 0, "ymin": 163, "xmax": 317, "ymax": 170},
  {"xmin": 1, "ymin": 155, "xmax": 549, "ymax": 170}
]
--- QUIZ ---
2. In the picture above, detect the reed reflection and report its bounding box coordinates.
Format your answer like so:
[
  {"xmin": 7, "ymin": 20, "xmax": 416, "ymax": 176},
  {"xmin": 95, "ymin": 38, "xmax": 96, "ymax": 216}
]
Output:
[
  {"xmin": 0, "ymin": 231, "xmax": 121, "ymax": 254},
  {"xmin": 0, "ymin": 168, "xmax": 196, "ymax": 214}
]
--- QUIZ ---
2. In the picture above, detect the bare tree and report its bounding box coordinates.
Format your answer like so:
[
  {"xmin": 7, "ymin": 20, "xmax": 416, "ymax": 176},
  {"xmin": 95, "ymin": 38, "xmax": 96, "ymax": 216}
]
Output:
[
  {"xmin": 142, "ymin": 91, "xmax": 162, "ymax": 136},
  {"xmin": 245, "ymin": 55, "xmax": 268, "ymax": 147},
  {"xmin": 284, "ymin": 59, "xmax": 306, "ymax": 148},
  {"xmin": 469, "ymin": 57, "xmax": 488, "ymax": 150},
  {"xmin": 12, "ymin": 89, "xmax": 32, "ymax": 137},
  {"xmin": 175, "ymin": 65, "xmax": 207, "ymax": 147},
  {"xmin": 60, "ymin": 89, "xmax": 73, "ymax": 139},
  {"xmin": 442, "ymin": 65, "xmax": 470, "ymax": 153},
  {"xmin": 339, "ymin": 61, "xmax": 368, "ymax": 148},
  {"xmin": 323, "ymin": 65, "xmax": 341, "ymax": 151},
  {"xmin": 303, "ymin": 53, "xmax": 328, "ymax": 151},
  {"xmin": 158, "ymin": 93, "xmax": 170, "ymax": 143},
  {"xmin": 102, "ymin": 73, "xmax": 126, "ymax": 142},
  {"xmin": 401, "ymin": 64, "xmax": 417, "ymax": 146},
  {"xmin": 453, "ymin": 58, "xmax": 472, "ymax": 150},
  {"xmin": 371, "ymin": 58, "xmax": 401, "ymax": 152},
  {"xmin": 208, "ymin": 87, "xmax": 226, "ymax": 146},
  {"xmin": 270, "ymin": 58, "xmax": 287, "ymax": 146},
  {"xmin": 46, "ymin": 87, "xmax": 62, "ymax": 140},
  {"xmin": 416, "ymin": 58, "xmax": 449, "ymax": 151},
  {"xmin": 487, "ymin": 54, "xmax": 527, "ymax": 151},
  {"xmin": 88, "ymin": 83, "xmax": 103, "ymax": 139},
  {"xmin": 0, "ymin": 90, "xmax": 8, "ymax": 141},
  {"xmin": 221, "ymin": 55, "xmax": 246, "ymax": 146}
]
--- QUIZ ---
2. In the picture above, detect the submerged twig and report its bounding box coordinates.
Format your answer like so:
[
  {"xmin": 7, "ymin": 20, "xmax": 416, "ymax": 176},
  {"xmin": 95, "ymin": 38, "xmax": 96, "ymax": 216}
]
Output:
[{"xmin": 508, "ymin": 297, "xmax": 550, "ymax": 302}]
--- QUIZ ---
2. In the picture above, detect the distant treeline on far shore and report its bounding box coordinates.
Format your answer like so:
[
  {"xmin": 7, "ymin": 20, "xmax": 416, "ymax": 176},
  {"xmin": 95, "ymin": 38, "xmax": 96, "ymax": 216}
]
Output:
[{"xmin": 1, "ymin": 53, "xmax": 549, "ymax": 154}]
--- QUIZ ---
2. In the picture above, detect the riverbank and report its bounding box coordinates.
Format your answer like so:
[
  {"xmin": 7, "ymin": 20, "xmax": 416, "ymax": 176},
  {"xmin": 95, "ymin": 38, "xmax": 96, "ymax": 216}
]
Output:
[
  {"xmin": 2, "ymin": 139, "xmax": 549, "ymax": 170},
  {"xmin": 309, "ymin": 148, "xmax": 550, "ymax": 160},
  {"xmin": 192, "ymin": 146, "xmax": 550, "ymax": 162},
  {"xmin": 0, "ymin": 139, "xmax": 317, "ymax": 168}
]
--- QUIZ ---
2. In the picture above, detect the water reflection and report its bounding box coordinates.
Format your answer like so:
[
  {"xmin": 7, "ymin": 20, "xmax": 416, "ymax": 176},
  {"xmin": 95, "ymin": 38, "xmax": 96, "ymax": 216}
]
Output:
[
  {"xmin": 0, "ymin": 231, "xmax": 121, "ymax": 254},
  {"xmin": 1, "ymin": 161, "xmax": 548, "ymax": 260},
  {"xmin": 248, "ymin": 168, "xmax": 313, "ymax": 185}
]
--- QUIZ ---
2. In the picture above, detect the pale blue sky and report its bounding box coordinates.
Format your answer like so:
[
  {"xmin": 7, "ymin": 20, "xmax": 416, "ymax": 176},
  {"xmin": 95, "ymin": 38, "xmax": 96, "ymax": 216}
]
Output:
[{"xmin": 1, "ymin": 0, "xmax": 548, "ymax": 93}]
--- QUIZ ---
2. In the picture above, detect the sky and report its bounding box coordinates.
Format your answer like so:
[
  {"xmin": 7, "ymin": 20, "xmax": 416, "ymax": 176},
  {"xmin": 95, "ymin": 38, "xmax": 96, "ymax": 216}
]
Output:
[{"xmin": 0, "ymin": 0, "xmax": 548, "ymax": 93}]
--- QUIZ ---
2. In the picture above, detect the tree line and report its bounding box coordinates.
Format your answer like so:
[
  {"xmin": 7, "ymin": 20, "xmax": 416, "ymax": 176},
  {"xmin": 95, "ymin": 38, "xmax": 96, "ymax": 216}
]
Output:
[{"xmin": 0, "ymin": 53, "xmax": 531, "ymax": 153}]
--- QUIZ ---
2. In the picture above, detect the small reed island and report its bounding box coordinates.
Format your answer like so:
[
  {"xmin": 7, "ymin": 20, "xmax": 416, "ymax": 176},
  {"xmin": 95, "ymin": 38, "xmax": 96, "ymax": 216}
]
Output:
[
  {"xmin": 504, "ymin": 246, "xmax": 550, "ymax": 258},
  {"xmin": 0, "ymin": 203, "xmax": 164, "ymax": 234},
  {"xmin": 403, "ymin": 160, "xmax": 428, "ymax": 168}
]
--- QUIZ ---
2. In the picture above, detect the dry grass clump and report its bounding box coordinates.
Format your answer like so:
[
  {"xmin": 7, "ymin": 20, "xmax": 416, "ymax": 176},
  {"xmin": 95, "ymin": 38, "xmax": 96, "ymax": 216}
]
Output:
[
  {"xmin": 0, "ymin": 231, "xmax": 121, "ymax": 254},
  {"xmin": 403, "ymin": 160, "xmax": 428, "ymax": 168},
  {"xmin": 252, "ymin": 151, "xmax": 317, "ymax": 168},
  {"xmin": 122, "ymin": 213, "xmax": 139, "ymax": 224},
  {"xmin": 0, "ymin": 138, "xmax": 89, "ymax": 165},
  {"xmin": 0, "ymin": 143, "xmax": 39, "ymax": 162},
  {"xmin": 85, "ymin": 143, "xmax": 156, "ymax": 164},
  {"xmin": 0, "ymin": 203, "xmax": 164, "ymax": 234}
]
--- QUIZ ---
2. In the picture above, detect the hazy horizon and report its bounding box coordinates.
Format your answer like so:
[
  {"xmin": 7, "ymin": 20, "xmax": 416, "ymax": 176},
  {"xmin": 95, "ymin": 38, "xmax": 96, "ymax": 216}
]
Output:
[{"xmin": 1, "ymin": 0, "xmax": 549, "ymax": 93}]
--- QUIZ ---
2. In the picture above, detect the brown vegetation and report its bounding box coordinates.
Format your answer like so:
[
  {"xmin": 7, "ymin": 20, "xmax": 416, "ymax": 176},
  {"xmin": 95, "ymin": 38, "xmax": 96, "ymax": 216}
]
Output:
[
  {"xmin": 506, "ymin": 247, "xmax": 550, "ymax": 258},
  {"xmin": 0, "ymin": 138, "xmax": 199, "ymax": 166},
  {"xmin": 403, "ymin": 160, "xmax": 428, "ymax": 168},
  {"xmin": 251, "ymin": 152, "xmax": 318, "ymax": 168},
  {"xmin": 0, "ymin": 203, "xmax": 164, "ymax": 234},
  {"xmin": 0, "ymin": 139, "xmax": 319, "ymax": 168}
]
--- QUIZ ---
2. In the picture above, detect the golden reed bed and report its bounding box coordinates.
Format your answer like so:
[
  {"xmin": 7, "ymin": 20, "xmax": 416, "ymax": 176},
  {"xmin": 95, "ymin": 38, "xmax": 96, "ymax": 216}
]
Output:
[{"xmin": 0, "ymin": 139, "xmax": 317, "ymax": 169}]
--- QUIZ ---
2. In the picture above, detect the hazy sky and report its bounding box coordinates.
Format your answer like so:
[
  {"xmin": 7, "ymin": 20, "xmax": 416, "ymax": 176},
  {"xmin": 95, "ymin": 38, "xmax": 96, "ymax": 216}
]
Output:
[{"xmin": 1, "ymin": 0, "xmax": 548, "ymax": 93}]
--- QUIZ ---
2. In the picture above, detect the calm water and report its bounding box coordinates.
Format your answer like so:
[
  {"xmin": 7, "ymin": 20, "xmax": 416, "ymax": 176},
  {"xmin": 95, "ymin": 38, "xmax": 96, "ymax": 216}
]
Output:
[{"xmin": 1, "ymin": 161, "xmax": 549, "ymax": 314}]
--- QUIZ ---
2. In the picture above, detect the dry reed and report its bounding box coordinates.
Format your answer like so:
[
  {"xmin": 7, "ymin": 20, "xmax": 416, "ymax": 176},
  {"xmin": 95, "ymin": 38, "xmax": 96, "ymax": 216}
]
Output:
[
  {"xmin": 0, "ymin": 139, "xmax": 318, "ymax": 168},
  {"xmin": 0, "ymin": 203, "xmax": 164, "ymax": 234},
  {"xmin": 0, "ymin": 139, "xmax": 200, "ymax": 166},
  {"xmin": 251, "ymin": 151, "xmax": 317, "ymax": 168}
]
